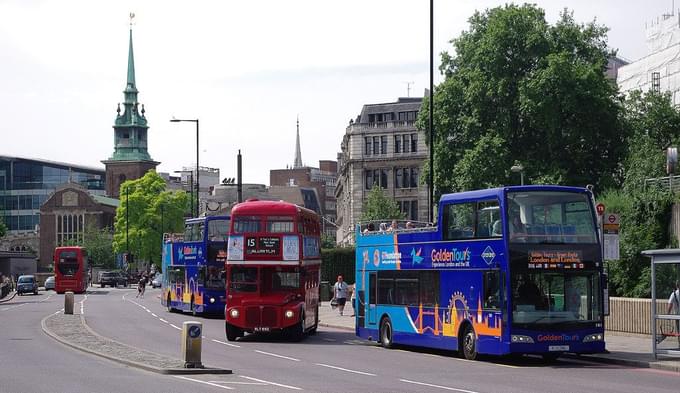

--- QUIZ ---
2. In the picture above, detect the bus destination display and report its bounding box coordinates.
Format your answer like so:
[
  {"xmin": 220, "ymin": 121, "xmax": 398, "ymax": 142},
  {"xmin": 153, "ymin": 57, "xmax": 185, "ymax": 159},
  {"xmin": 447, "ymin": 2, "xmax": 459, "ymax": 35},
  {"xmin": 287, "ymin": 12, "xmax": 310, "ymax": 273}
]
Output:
[{"xmin": 246, "ymin": 236, "xmax": 280, "ymax": 256}]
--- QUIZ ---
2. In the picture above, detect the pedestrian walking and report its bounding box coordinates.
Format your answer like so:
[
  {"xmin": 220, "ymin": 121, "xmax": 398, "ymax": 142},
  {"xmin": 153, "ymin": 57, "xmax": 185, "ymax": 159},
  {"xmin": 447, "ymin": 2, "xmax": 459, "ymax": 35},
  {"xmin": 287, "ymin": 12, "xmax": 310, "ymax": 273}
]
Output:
[
  {"xmin": 332, "ymin": 275, "xmax": 349, "ymax": 316},
  {"xmin": 667, "ymin": 280, "xmax": 680, "ymax": 341}
]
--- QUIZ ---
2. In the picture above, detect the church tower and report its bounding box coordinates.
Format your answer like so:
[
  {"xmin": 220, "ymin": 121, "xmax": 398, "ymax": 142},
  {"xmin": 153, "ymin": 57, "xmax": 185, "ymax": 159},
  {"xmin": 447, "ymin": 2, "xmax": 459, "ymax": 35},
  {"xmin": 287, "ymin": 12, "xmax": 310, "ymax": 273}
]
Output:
[
  {"xmin": 102, "ymin": 24, "xmax": 159, "ymax": 198},
  {"xmin": 293, "ymin": 116, "xmax": 303, "ymax": 168}
]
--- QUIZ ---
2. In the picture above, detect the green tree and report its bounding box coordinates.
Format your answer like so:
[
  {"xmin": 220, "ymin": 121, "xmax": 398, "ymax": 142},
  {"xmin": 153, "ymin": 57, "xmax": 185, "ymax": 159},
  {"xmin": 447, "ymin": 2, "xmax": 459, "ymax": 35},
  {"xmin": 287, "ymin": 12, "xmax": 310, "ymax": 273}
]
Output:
[
  {"xmin": 113, "ymin": 171, "xmax": 187, "ymax": 267},
  {"xmin": 361, "ymin": 187, "xmax": 404, "ymax": 222},
  {"xmin": 0, "ymin": 213, "xmax": 6, "ymax": 238},
  {"xmin": 599, "ymin": 90, "xmax": 680, "ymax": 297},
  {"xmin": 83, "ymin": 224, "xmax": 115, "ymax": 269},
  {"xmin": 419, "ymin": 5, "xmax": 625, "ymax": 194}
]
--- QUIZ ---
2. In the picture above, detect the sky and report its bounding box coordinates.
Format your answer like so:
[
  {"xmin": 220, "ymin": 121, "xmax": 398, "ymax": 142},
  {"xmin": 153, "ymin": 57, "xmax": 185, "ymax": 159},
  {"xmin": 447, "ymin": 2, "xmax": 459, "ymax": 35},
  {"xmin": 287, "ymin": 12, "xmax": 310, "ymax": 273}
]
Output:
[{"xmin": 0, "ymin": 0, "xmax": 676, "ymax": 185}]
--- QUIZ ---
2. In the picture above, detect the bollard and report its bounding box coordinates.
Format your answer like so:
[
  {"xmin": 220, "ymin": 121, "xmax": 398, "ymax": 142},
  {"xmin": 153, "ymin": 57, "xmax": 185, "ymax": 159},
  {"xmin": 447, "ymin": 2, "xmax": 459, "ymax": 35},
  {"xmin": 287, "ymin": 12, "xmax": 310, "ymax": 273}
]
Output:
[
  {"xmin": 181, "ymin": 321, "xmax": 203, "ymax": 368},
  {"xmin": 64, "ymin": 291, "xmax": 74, "ymax": 315}
]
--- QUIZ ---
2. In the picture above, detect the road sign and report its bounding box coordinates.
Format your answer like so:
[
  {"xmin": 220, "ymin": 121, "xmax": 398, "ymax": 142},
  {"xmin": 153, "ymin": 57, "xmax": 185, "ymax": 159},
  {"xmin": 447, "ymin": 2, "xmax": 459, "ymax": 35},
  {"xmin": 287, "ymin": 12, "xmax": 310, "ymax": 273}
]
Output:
[
  {"xmin": 607, "ymin": 214, "xmax": 619, "ymax": 224},
  {"xmin": 596, "ymin": 203, "xmax": 605, "ymax": 216}
]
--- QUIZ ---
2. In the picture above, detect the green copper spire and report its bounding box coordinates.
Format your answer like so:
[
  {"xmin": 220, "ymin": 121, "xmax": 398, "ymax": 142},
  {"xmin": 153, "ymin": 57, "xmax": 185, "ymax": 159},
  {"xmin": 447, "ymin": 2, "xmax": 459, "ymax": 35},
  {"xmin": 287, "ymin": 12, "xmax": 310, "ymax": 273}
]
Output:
[
  {"xmin": 107, "ymin": 26, "xmax": 153, "ymax": 162},
  {"xmin": 124, "ymin": 29, "xmax": 138, "ymax": 104}
]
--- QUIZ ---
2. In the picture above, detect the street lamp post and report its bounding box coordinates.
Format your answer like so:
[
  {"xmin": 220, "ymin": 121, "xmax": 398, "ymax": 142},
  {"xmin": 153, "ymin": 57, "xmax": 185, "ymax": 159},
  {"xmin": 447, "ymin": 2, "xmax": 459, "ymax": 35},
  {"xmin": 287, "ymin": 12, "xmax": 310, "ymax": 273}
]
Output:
[
  {"xmin": 511, "ymin": 164, "xmax": 525, "ymax": 185},
  {"xmin": 125, "ymin": 185, "xmax": 129, "ymax": 255},
  {"xmin": 170, "ymin": 118, "xmax": 199, "ymax": 217}
]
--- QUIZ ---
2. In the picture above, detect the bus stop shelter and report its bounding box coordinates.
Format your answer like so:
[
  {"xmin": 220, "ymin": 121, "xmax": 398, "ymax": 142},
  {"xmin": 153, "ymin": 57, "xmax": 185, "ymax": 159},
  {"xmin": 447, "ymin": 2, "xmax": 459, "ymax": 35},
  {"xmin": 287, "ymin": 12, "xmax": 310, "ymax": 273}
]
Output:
[{"xmin": 642, "ymin": 249, "xmax": 680, "ymax": 359}]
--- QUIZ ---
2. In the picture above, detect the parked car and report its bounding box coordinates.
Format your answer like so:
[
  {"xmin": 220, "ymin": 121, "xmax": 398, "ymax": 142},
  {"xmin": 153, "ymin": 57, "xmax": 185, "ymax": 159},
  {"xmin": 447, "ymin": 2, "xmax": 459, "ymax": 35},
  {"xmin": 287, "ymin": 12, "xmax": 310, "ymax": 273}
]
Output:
[
  {"xmin": 151, "ymin": 273, "xmax": 162, "ymax": 288},
  {"xmin": 17, "ymin": 275, "xmax": 39, "ymax": 295},
  {"xmin": 99, "ymin": 271, "xmax": 126, "ymax": 288},
  {"xmin": 44, "ymin": 276, "xmax": 55, "ymax": 291}
]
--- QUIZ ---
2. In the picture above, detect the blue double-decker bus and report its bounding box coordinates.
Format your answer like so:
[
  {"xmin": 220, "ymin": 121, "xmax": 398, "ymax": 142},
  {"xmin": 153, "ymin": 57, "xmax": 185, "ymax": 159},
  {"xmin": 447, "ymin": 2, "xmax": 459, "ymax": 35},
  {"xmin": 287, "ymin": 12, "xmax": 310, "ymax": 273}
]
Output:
[
  {"xmin": 161, "ymin": 215, "xmax": 230, "ymax": 315},
  {"xmin": 355, "ymin": 185, "xmax": 606, "ymax": 361}
]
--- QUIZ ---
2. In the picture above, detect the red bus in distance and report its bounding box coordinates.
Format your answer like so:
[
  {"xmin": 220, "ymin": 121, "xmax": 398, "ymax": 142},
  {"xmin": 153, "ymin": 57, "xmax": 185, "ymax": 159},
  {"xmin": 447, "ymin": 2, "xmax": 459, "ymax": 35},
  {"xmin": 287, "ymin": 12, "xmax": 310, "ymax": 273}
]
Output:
[
  {"xmin": 225, "ymin": 199, "xmax": 321, "ymax": 341},
  {"xmin": 54, "ymin": 246, "xmax": 89, "ymax": 294}
]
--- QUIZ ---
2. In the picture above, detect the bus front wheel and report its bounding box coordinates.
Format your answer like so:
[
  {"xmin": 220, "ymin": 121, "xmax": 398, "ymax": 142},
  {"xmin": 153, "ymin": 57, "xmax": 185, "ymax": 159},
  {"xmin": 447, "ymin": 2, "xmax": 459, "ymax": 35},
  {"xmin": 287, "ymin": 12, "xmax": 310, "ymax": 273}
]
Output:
[
  {"xmin": 226, "ymin": 323, "xmax": 242, "ymax": 342},
  {"xmin": 461, "ymin": 325, "xmax": 478, "ymax": 360},
  {"xmin": 379, "ymin": 317, "xmax": 394, "ymax": 349}
]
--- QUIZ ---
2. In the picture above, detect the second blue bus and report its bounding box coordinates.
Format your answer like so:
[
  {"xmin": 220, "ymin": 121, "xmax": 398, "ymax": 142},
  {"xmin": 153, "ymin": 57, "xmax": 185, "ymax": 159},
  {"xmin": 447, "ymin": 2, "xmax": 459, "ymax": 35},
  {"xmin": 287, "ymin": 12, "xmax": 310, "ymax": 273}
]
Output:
[{"xmin": 161, "ymin": 215, "xmax": 230, "ymax": 315}]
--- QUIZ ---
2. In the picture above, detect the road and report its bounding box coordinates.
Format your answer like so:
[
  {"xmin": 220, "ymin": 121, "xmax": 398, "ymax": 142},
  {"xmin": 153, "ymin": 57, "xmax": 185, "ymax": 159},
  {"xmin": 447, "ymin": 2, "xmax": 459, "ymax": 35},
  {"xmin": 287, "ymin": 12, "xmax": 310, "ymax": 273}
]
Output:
[{"xmin": 2, "ymin": 287, "xmax": 679, "ymax": 393}]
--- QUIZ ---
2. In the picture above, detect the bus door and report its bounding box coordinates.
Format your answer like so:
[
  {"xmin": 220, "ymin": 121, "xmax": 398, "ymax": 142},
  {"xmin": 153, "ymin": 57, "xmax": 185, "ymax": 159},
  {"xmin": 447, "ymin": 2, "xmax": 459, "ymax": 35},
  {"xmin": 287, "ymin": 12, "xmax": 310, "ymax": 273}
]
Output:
[{"xmin": 368, "ymin": 272, "xmax": 377, "ymax": 326}]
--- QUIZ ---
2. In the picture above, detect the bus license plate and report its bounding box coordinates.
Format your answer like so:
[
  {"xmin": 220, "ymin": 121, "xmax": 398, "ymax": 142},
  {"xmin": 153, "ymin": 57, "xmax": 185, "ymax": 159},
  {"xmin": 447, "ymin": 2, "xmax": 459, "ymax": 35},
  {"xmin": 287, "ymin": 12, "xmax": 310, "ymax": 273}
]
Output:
[
  {"xmin": 549, "ymin": 345, "xmax": 569, "ymax": 351},
  {"xmin": 254, "ymin": 327, "xmax": 270, "ymax": 332}
]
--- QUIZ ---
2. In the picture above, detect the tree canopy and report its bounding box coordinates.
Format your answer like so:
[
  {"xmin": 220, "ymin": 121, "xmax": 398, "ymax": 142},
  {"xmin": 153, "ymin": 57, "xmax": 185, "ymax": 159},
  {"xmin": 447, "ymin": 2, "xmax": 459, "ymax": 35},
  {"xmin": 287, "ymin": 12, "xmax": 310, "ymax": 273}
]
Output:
[
  {"xmin": 112, "ymin": 171, "xmax": 187, "ymax": 268},
  {"xmin": 420, "ymin": 4, "xmax": 624, "ymax": 194},
  {"xmin": 83, "ymin": 225, "xmax": 115, "ymax": 269},
  {"xmin": 361, "ymin": 187, "xmax": 404, "ymax": 222}
]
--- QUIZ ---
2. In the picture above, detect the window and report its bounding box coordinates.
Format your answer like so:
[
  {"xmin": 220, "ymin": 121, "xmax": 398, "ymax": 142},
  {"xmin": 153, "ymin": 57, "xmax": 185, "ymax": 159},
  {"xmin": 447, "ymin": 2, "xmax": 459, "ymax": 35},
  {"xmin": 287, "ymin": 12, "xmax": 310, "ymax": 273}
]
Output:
[
  {"xmin": 410, "ymin": 200, "xmax": 418, "ymax": 221},
  {"xmin": 403, "ymin": 134, "xmax": 410, "ymax": 153},
  {"xmin": 378, "ymin": 272, "xmax": 395, "ymax": 304},
  {"xmin": 411, "ymin": 133, "xmax": 418, "ymax": 152},
  {"xmin": 230, "ymin": 267, "xmax": 258, "ymax": 292},
  {"xmin": 365, "ymin": 170, "xmax": 373, "ymax": 190},
  {"xmin": 365, "ymin": 137, "xmax": 371, "ymax": 155},
  {"xmin": 444, "ymin": 203, "xmax": 475, "ymax": 240},
  {"xmin": 267, "ymin": 216, "xmax": 294, "ymax": 233},
  {"xmin": 380, "ymin": 136, "xmax": 387, "ymax": 154},
  {"xmin": 395, "ymin": 168, "xmax": 403, "ymax": 189},
  {"xmin": 476, "ymin": 200, "xmax": 501, "ymax": 238},
  {"xmin": 233, "ymin": 217, "xmax": 262, "ymax": 233},
  {"xmin": 484, "ymin": 271, "xmax": 501, "ymax": 309},
  {"xmin": 394, "ymin": 135, "xmax": 402, "ymax": 153},
  {"xmin": 410, "ymin": 168, "xmax": 418, "ymax": 188},
  {"xmin": 380, "ymin": 169, "xmax": 388, "ymax": 189},
  {"xmin": 377, "ymin": 271, "xmax": 439, "ymax": 306},
  {"xmin": 168, "ymin": 266, "xmax": 186, "ymax": 285},
  {"xmin": 373, "ymin": 137, "xmax": 379, "ymax": 155},
  {"xmin": 208, "ymin": 219, "xmax": 230, "ymax": 241},
  {"xmin": 398, "ymin": 112, "xmax": 407, "ymax": 121},
  {"xmin": 420, "ymin": 271, "xmax": 439, "ymax": 306}
]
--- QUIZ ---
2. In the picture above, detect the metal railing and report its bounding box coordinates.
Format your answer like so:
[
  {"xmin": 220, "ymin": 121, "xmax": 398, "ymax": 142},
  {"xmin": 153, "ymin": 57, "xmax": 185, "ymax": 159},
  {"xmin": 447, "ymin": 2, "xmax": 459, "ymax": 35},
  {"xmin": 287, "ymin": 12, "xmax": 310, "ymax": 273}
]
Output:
[{"xmin": 645, "ymin": 175, "xmax": 680, "ymax": 193}]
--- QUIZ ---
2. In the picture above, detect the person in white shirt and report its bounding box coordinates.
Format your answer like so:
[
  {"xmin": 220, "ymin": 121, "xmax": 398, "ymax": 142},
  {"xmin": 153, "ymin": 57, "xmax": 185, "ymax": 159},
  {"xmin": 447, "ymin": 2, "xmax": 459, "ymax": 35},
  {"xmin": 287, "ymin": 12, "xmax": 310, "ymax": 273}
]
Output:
[
  {"xmin": 667, "ymin": 280, "xmax": 680, "ymax": 336},
  {"xmin": 333, "ymin": 275, "xmax": 349, "ymax": 316}
]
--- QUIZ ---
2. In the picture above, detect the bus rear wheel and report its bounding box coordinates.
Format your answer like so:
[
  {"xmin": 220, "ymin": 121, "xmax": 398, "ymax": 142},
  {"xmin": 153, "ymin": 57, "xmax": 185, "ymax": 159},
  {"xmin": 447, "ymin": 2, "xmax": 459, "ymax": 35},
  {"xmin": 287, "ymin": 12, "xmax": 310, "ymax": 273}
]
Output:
[
  {"xmin": 379, "ymin": 317, "xmax": 394, "ymax": 349},
  {"xmin": 226, "ymin": 323, "xmax": 242, "ymax": 342},
  {"xmin": 461, "ymin": 325, "xmax": 478, "ymax": 360},
  {"xmin": 166, "ymin": 295, "xmax": 174, "ymax": 313}
]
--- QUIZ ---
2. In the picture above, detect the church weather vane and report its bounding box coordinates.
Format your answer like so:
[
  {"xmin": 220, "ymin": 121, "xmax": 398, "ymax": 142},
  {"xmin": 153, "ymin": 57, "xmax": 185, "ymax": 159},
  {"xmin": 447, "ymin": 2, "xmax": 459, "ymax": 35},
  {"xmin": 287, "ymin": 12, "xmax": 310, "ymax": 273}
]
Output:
[{"xmin": 129, "ymin": 12, "xmax": 136, "ymax": 27}]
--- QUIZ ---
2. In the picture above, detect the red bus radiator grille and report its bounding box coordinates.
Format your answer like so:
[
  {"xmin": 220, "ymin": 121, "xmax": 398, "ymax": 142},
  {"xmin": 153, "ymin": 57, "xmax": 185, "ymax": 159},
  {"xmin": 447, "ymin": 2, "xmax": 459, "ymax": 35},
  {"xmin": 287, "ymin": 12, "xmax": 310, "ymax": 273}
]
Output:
[{"xmin": 244, "ymin": 306, "xmax": 279, "ymax": 327}]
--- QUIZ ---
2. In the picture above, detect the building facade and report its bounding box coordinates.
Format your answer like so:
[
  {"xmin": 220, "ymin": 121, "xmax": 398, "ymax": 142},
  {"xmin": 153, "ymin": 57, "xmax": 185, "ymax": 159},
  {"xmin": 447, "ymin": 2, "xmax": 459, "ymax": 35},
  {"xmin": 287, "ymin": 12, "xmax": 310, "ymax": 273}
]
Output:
[
  {"xmin": 38, "ymin": 184, "xmax": 117, "ymax": 269},
  {"xmin": 335, "ymin": 97, "xmax": 429, "ymax": 245},
  {"xmin": 0, "ymin": 156, "xmax": 105, "ymax": 236},
  {"xmin": 102, "ymin": 28, "xmax": 159, "ymax": 198},
  {"xmin": 618, "ymin": 12, "xmax": 680, "ymax": 101}
]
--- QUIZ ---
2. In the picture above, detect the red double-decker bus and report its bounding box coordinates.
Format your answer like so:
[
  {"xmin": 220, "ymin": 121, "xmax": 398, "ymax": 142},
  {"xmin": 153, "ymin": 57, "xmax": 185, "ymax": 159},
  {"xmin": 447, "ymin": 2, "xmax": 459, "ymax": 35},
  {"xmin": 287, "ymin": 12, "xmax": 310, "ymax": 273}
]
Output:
[
  {"xmin": 225, "ymin": 200, "xmax": 321, "ymax": 341},
  {"xmin": 54, "ymin": 246, "xmax": 89, "ymax": 294}
]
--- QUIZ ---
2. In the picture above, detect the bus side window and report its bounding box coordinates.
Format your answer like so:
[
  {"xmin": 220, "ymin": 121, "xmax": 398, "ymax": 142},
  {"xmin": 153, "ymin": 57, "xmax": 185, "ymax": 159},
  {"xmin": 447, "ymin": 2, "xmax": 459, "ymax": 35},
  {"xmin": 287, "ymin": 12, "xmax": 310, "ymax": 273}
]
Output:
[{"xmin": 484, "ymin": 271, "xmax": 500, "ymax": 310}]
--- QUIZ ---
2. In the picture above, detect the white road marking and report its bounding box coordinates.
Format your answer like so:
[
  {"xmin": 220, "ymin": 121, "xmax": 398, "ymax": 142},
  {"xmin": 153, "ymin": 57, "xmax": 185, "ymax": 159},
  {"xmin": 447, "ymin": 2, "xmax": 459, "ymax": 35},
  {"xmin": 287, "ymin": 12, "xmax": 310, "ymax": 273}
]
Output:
[
  {"xmin": 79, "ymin": 294, "xmax": 88, "ymax": 314},
  {"xmin": 254, "ymin": 350, "xmax": 300, "ymax": 362},
  {"xmin": 159, "ymin": 318, "xmax": 169, "ymax": 324},
  {"xmin": 151, "ymin": 313, "xmax": 157, "ymax": 317},
  {"xmin": 400, "ymin": 379, "xmax": 480, "ymax": 393},
  {"xmin": 240, "ymin": 376, "xmax": 302, "ymax": 390},
  {"xmin": 314, "ymin": 363, "xmax": 376, "ymax": 376},
  {"xmin": 207, "ymin": 381, "xmax": 266, "ymax": 385},
  {"xmin": 174, "ymin": 376, "xmax": 234, "ymax": 390},
  {"xmin": 170, "ymin": 324, "xmax": 182, "ymax": 330},
  {"xmin": 212, "ymin": 339, "xmax": 241, "ymax": 348}
]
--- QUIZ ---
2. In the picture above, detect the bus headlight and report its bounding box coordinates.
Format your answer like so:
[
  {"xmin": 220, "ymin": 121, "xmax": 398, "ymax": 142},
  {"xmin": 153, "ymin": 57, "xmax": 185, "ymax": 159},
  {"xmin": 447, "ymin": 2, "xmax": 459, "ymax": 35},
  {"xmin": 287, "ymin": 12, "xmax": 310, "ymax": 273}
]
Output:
[
  {"xmin": 285, "ymin": 310, "xmax": 294, "ymax": 319},
  {"xmin": 583, "ymin": 333, "xmax": 603, "ymax": 342},
  {"xmin": 229, "ymin": 309, "xmax": 239, "ymax": 318},
  {"xmin": 511, "ymin": 335, "xmax": 535, "ymax": 343},
  {"xmin": 210, "ymin": 297, "xmax": 215, "ymax": 304}
]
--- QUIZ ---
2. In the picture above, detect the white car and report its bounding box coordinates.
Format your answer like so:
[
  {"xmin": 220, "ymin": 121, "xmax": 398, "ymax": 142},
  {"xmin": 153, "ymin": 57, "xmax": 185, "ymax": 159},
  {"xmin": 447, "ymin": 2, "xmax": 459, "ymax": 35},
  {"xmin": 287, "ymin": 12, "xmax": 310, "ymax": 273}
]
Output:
[
  {"xmin": 44, "ymin": 276, "xmax": 56, "ymax": 291},
  {"xmin": 151, "ymin": 273, "xmax": 162, "ymax": 288}
]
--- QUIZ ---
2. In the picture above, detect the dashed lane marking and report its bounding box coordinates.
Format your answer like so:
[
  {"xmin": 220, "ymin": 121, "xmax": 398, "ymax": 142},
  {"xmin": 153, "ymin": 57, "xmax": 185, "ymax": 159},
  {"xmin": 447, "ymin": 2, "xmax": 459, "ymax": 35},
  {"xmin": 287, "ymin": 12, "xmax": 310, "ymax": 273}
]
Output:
[
  {"xmin": 254, "ymin": 350, "xmax": 300, "ymax": 362},
  {"xmin": 240, "ymin": 376, "xmax": 302, "ymax": 390},
  {"xmin": 159, "ymin": 318, "xmax": 169, "ymax": 324},
  {"xmin": 151, "ymin": 313, "xmax": 157, "ymax": 317},
  {"xmin": 207, "ymin": 381, "xmax": 266, "ymax": 385},
  {"xmin": 174, "ymin": 376, "xmax": 234, "ymax": 390},
  {"xmin": 314, "ymin": 363, "xmax": 376, "ymax": 376},
  {"xmin": 170, "ymin": 324, "xmax": 182, "ymax": 330},
  {"xmin": 399, "ymin": 379, "xmax": 480, "ymax": 393},
  {"xmin": 212, "ymin": 339, "xmax": 241, "ymax": 348}
]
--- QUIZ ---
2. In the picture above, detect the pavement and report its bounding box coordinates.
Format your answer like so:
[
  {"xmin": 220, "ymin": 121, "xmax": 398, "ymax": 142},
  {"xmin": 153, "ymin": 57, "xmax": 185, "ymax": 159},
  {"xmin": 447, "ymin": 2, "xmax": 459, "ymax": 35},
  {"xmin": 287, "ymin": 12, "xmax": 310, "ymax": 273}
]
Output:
[
  {"xmin": 41, "ymin": 298, "xmax": 231, "ymax": 375},
  {"xmin": 316, "ymin": 301, "xmax": 680, "ymax": 373}
]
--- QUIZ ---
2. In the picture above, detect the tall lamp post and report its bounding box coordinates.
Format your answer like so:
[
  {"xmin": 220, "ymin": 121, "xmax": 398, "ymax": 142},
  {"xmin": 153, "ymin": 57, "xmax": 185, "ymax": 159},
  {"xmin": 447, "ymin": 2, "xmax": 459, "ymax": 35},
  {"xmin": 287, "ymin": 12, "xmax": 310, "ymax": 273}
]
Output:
[
  {"xmin": 170, "ymin": 118, "xmax": 199, "ymax": 217},
  {"xmin": 511, "ymin": 164, "xmax": 525, "ymax": 186}
]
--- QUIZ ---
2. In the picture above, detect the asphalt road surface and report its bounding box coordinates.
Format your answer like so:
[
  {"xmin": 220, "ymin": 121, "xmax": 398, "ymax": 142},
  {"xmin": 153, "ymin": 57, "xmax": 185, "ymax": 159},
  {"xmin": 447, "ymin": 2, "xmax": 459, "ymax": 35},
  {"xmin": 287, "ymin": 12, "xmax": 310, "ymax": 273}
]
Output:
[{"xmin": 2, "ymin": 287, "xmax": 679, "ymax": 393}]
